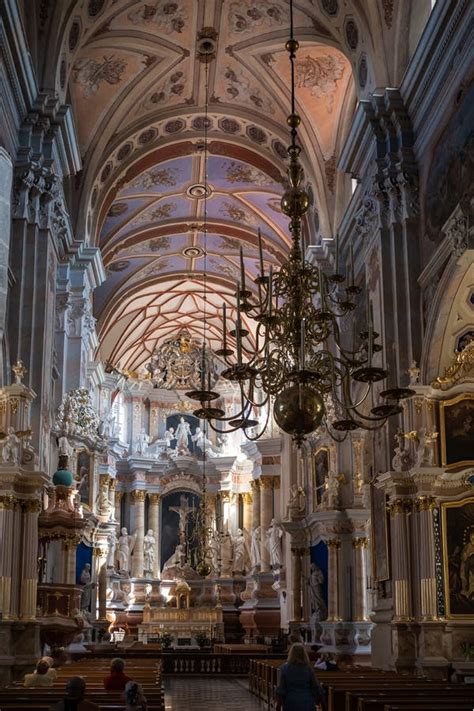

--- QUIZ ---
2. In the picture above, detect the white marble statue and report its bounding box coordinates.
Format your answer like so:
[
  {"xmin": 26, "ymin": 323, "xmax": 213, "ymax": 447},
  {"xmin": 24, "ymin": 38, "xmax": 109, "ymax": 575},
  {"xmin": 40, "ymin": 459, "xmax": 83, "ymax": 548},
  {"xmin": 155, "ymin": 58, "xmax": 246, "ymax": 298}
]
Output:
[
  {"xmin": 100, "ymin": 409, "xmax": 118, "ymax": 439},
  {"xmin": 266, "ymin": 519, "xmax": 283, "ymax": 569},
  {"xmin": 1, "ymin": 427, "xmax": 21, "ymax": 465},
  {"xmin": 209, "ymin": 529, "xmax": 220, "ymax": 573},
  {"xmin": 58, "ymin": 435, "xmax": 74, "ymax": 459},
  {"xmin": 134, "ymin": 428, "xmax": 150, "ymax": 456},
  {"xmin": 106, "ymin": 530, "xmax": 117, "ymax": 569},
  {"xmin": 79, "ymin": 563, "xmax": 93, "ymax": 610},
  {"xmin": 117, "ymin": 527, "xmax": 136, "ymax": 573},
  {"xmin": 162, "ymin": 543, "xmax": 185, "ymax": 572},
  {"xmin": 415, "ymin": 427, "xmax": 438, "ymax": 467},
  {"xmin": 164, "ymin": 427, "xmax": 176, "ymax": 448},
  {"xmin": 232, "ymin": 528, "xmax": 247, "ymax": 574},
  {"xmin": 309, "ymin": 563, "xmax": 327, "ymax": 620},
  {"xmin": 393, "ymin": 428, "xmax": 411, "ymax": 472},
  {"xmin": 320, "ymin": 470, "xmax": 340, "ymax": 509},
  {"xmin": 219, "ymin": 532, "xmax": 233, "ymax": 577},
  {"xmin": 170, "ymin": 494, "xmax": 194, "ymax": 539},
  {"xmin": 175, "ymin": 416, "xmax": 192, "ymax": 455},
  {"xmin": 143, "ymin": 529, "xmax": 156, "ymax": 574},
  {"xmin": 250, "ymin": 526, "xmax": 261, "ymax": 571},
  {"xmin": 96, "ymin": 484, "xmax": 112, "ymax": 519},
  {"xmin": 192, "ymin": 426, "xmax": 217, "ymax": 457},
  {"xmin": 287, "ymin": 485, "xmax": 306, "ymax": 520}
]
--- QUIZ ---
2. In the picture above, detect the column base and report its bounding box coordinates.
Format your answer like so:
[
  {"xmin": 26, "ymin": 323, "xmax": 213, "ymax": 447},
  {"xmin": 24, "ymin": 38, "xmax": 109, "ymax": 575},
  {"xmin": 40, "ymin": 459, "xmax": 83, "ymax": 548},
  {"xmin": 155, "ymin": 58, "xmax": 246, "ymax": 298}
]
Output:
[
  {"xmin": 317, "ymin": 620, "xmax": 373, "ymax": 660},
  {"xmin": 0, "ymin": 620, "xmax": 41, "ymax": 685},
  {"xmin": 239, "ymin": 572, "xmax": 280, "ymax": 640}
]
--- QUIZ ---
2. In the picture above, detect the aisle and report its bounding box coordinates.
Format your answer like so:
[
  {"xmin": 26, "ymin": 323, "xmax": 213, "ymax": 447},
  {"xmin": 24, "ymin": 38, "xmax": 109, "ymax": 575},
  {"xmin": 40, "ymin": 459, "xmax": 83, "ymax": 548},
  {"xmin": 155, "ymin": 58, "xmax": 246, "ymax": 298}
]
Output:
[{"xmin": 164, "ymin": 677, "xmax": 263, "ymax": 710}]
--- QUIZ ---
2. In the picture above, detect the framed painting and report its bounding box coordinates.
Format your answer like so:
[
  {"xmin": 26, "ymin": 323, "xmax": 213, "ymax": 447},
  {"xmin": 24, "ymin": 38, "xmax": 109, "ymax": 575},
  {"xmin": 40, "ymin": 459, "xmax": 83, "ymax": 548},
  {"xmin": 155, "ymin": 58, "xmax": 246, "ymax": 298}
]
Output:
[
  {"xmin": 313, "ymin": 447, "xmax": 330, "ymax": 509},
  {"xmin": 371, "ymin": 483, "xmax": 390, "ymax": 582},
  {"xmin": 441, "ymin": 497, "xmax": 474, "ymax": 619},
  {"xmin": 439, "ymin": 394, "xmax": 474, "ymax": 469}
]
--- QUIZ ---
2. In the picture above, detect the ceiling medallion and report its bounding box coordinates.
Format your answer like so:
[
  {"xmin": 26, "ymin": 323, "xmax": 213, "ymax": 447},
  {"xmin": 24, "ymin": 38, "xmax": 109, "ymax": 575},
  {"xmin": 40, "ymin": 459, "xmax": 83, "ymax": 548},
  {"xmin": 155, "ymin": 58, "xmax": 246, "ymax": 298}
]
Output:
[
  {"xmin": 196, "ymin": 27, "xmax": 218, "ymax": 61},
  {"xmin": 182, "ymin": 246, "xmax": 205, "ymax": 259},
  {"xmin": 146, "ymin": 329, "xmax": 217, "ymax": 391},
  {"xmin": 186, "ymin": 183, "xmax": 211, "ymax": 199},
  {"xmin": 186, "ymin": 0, "xmax": 413, "ymax": 446}
]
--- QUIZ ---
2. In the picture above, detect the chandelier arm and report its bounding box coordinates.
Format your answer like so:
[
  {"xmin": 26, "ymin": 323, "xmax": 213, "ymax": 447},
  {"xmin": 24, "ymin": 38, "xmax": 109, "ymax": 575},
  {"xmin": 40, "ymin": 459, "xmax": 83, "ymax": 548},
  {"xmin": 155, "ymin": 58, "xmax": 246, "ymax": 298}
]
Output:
[{"xmin": 243, "ymin": 403, "xmax": 272, "ymax": 441}]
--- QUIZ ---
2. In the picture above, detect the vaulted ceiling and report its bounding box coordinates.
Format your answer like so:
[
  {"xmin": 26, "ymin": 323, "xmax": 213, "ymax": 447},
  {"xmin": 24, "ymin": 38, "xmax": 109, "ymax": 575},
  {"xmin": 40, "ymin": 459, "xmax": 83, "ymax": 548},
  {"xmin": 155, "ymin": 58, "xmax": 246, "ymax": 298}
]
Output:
[{"xmin": 41, "ymin": 0, "xmax": 423, "ymax": 373}]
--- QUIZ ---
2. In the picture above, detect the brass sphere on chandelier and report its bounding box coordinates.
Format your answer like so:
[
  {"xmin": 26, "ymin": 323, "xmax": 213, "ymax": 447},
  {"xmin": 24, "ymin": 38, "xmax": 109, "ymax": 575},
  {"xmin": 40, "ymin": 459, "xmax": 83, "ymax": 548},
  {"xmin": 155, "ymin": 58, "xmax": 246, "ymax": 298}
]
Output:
[{"xmin": 273, "ymin": 384, "xmax": 325, "ymax": 444}]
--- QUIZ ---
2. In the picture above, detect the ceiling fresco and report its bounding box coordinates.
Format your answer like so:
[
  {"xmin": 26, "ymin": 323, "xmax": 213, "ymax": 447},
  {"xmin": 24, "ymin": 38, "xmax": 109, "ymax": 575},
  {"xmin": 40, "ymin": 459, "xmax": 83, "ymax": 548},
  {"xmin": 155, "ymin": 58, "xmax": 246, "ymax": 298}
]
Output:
[{"xmin": 56, "ymin": 0, "xmax": 380, "ymax": 373}]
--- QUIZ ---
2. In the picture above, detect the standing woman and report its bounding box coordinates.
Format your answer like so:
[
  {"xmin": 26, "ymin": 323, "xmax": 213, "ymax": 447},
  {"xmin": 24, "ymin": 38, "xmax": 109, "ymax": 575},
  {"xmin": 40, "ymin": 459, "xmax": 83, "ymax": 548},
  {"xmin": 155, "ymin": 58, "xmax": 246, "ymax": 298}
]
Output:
[{"xmin": 276, "ymin": 643, "xmax": 324, "ymax": 711}]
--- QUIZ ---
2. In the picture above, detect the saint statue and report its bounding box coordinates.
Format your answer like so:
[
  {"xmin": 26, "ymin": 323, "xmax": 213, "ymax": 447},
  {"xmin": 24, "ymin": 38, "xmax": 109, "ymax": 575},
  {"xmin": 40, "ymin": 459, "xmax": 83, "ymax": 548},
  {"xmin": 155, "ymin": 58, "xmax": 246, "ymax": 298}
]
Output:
[
  {"xmin": 320, "ymin": 471, "xmax": 340, "ymax": 509},
  {"xmin": 162, "ymin": 543, "xmax": 185, "ymax": 572},
  {"xmin": 169, "ymin": 494, "xmax": 194, "ymax": 541},
  {"xmin": 143, "ymin": 529, "xmax": 156, "ymax": 574},
  {"xmin": 106, "ymin": 529, "xmax": 117, "ymax": 570},
  {"xmin": 266, "ymin": 519, "xmax": 283, "ymax": 569},
  {"xmin": 232, "ymin": 528, "xmax": 247, "ymax": 574},
  {"xmin": 175, "ymin": 417, "xmax": 191, "ymax": 455},
  {"xmin": 309, "ymin": 563, "xmax": 327, "ymax": 620},
  {"xmin": 220, "ymin": 532, "xmax": 233, "ymax": 577},
  {"xmin": 192, "ymin": 426, "xmax": 217, "ymax": 457},
  {"xmin": 1, "ymin": 427, "xmax": 21, "ymax": 465},
  {"xmin": 250, "ymin": 526, "xmax": 261, "ymax": 571},
  {"xmin": 79, "ymin": 563, "xmax": 93, "ymax": 610},
  {"xmin": 118, "ymin": 527, "xmax": 136, "ymax": 574},
  {"xmin": 134, "ymin": 428, "xmax": 150, "ymax": 456},
  {"xmin": 164, "ymin": 427, "xmax": 176, "ymax": 448}
]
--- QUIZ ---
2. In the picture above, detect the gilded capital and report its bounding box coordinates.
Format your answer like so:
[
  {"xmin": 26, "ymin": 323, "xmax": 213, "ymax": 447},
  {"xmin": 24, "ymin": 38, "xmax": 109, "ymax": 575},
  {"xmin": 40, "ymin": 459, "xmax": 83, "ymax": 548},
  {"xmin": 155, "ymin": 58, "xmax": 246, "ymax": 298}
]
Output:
[
  {"xmin": 131, "ymin": 489, "xmax": 146, "ymax": 504},
  {"xmin": 242, "ymin": 492, "xmax": 253, "ymax": 505},
  {"xmin": 260, "ymin": 476, "xmax": 273, "ymax": 490},
  {"xmin": 0, "ymin": 494, "xmax": 16, "ymax": 510},
  {"xmin": 389, "ymin": 497, "xmax": 413, "ymax": 515},
  {"xmin": 148, "ymin": 493, "xmax": 161, "ymax": 505},
  {"xmin": 109, "ymin": 478, "xmax": 117, "ymax": 491},
  {"xmin": 250, "ymin": 480, "xmax": 260, "ymax": 492},
  {"xmin": 326, "ymin": 538, "xmax": 341, "ymax": 549},
  {"xmin": 220, "ymin": 491, "xmax": 230, "ymax": 503},
  {"xmin": 352, "ymin": 537, "xmax": 368, "ymax": 549},
  {"xmin": 415, "ymin": 496, "xmax": 437, "ymax": 512},
  {"xmin": 21, "ymin": 499, "xmax": 42, "ymax": 513}
]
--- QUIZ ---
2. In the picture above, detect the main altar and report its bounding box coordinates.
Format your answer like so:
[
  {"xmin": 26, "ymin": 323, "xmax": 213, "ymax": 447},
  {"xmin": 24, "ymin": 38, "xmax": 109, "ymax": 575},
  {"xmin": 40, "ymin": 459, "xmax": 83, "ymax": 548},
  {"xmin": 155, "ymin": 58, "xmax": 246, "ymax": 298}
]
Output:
[{"xmin": 138, "ymin": 604, "xmax": 224, "ymax": 646}]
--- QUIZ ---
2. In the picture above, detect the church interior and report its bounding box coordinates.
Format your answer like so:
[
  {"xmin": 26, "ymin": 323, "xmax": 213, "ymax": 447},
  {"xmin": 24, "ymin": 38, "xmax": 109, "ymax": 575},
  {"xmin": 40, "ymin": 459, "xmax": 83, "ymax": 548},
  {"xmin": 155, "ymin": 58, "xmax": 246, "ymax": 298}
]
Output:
[{"xmin": 0, "ymin": 0, "xmax": 473, "ymax": 709}]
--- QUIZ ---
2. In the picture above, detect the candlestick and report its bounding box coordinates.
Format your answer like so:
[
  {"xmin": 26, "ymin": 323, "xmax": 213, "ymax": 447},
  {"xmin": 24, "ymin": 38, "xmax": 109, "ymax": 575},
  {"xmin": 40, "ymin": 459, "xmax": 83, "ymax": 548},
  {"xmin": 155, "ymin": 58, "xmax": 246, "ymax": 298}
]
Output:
[
  {"xmin": 300, "ymin": 317, "xmax": 306, "ymax": 369},
  {"xmin": 235, "ymin": 320, "xmax": 242, "ymax": 366},
  {"xmin": 222, "ymin": 302, "xmax": 227, "ymax": 349},
  {"xmin": 258, "ymin": 228, "xmax": 264, "ymax": 277},
  {"xmin": 239, "ymin": 246, "xmax": 246, "ymax": 293}
]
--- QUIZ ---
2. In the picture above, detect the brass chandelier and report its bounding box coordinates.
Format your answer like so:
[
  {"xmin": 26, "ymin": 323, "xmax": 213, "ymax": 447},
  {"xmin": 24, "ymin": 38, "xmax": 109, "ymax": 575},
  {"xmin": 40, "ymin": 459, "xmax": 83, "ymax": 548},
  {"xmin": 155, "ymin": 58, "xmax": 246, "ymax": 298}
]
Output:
[{"xmin": 187, "ymin": 0, "xmax": 413, "ymax": 445}]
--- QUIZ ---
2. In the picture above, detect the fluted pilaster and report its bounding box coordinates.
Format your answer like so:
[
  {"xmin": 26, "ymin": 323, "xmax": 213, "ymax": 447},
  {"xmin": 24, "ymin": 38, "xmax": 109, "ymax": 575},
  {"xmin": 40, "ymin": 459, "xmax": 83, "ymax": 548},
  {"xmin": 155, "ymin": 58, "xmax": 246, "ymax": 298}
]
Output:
[{"xmin": 131, "ymin": 490, "xmax": 146, "ymax": 577}]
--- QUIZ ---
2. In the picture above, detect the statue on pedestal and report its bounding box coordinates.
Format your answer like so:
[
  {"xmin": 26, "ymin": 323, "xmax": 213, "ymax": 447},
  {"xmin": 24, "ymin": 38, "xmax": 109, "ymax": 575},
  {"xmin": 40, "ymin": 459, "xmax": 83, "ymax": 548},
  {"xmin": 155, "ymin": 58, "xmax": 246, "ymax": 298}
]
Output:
[
  {"xmin": 192, "ymin": 426, "xmax": 218, "ymax": 457},
  {"xmin": 232, "ymin": 528, "xmax": 247, "ymax": 574},
  {"xmin": 266, "ymin": 519, "xmax": 283, "ymax": 569},
  {"xmin": 164, "ymin": 427, "xmax": 176, "ymax": 448},
  {"xmin": 117, "ymin": 527, "xmax": 136, "ymax": 574},
  {"xmin": 219, "ymin": 532, "xmax": 233, "ymax": 577},
  {"xmin": 162, "ymin": 543, "xmax": 185, "ymax": 573},
  {"xmin": 134, "ymin": 428, "xmax": 150, "ymax": 456},
  {"xmin": 287, "ymin": 485, "xmax": 306, "ymax": 520},
  {"xmin": 392, "ymin": 428, "xmax": 411, "ymax": 472},
  {"xmin": 309, "ymin": 563, "xmax": 327, "ymax": 620},
  {"xmin": 79, "ymin": 563, "xmax": 93, "ymax": 610},
  {"xmin": 414, "ymin": 428, "xmax": 438, "ymax": 467},
  {"xmin": 175, "ymin": 417, "xmax": 192, "ymax": 455},
  {"xmin": 320, "ymin": 471, "xmax": 340, "ymax": 509},
  {"xmin": 143, "ymin": 529, "xmax": 156, "ymax": 575},
  {"xmin": 250, "ymin": 526, "xmax": 261, "ymax": 572},
  {"xmin": 106, "ymin": 530, "xmax": 117, "ymax": 570},
  {"xmin": 1, "ymin": 427, "xmax": 21, "ymax": 465}
]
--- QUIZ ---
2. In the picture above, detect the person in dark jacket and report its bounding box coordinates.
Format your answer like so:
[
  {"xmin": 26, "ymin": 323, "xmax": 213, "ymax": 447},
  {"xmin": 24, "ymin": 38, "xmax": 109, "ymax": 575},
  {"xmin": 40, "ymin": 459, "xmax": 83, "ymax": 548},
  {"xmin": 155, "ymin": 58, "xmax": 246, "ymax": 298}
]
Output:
[{"xmin": 276, "ymin": 643, "xmax": 323, "ymax": 711}]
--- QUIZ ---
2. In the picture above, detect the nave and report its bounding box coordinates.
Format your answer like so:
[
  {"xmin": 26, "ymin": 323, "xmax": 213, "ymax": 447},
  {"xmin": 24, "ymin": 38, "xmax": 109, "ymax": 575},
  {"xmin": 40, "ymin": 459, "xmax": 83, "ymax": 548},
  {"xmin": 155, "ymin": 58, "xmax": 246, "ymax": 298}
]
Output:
[{"xmin": 163, "ymin": 678, "xmax": 261, "ymax": 711}]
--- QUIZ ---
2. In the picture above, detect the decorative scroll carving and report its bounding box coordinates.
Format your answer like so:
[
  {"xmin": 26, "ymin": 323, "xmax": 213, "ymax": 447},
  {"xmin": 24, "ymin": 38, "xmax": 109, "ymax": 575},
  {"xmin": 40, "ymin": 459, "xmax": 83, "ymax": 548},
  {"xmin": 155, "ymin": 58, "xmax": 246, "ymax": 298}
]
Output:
[{"xmin": 432, "ymin": 339, "xmax": 474, "ymax": 390}]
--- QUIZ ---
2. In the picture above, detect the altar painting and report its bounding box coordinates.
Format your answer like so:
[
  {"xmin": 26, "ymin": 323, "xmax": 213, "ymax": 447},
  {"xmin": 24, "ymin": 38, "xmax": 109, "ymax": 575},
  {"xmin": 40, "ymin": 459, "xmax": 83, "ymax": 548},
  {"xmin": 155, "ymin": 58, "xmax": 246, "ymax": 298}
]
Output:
[
  {"xmin": 441, "ymin": 497, "xmax": 474, "ymax": 619},
  {"xmin": 161, "ymin": 490, "xmax": 201, "ymax": 571},
  {"xmin": 165, "ymin": 413, "xmax": 199, "ymax": 454},
  {"xmin": 313, "ymin": 447, "xmax": 329, "ymax": 508},
  {"xmin": 439, "ymin": 394, "xmax": 474, "ymax": 468}
]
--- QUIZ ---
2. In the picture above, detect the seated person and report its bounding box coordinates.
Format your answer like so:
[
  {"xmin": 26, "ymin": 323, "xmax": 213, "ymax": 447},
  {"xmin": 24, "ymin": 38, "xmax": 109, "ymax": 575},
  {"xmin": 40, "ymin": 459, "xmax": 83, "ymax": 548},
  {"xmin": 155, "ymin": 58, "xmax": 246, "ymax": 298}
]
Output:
[
  {"xmin": 41, "ymin": 656, "xmax": 58, "ymax": 681},
  {"xmin": 314, "ymin": 652, "xmax": 338, "ymax": 671},
  {"xmin": 103, "ymin": 657, "xmax": 132, "ymax": 690},
  {"xmin": 124, "ymin": 680, "xmax": 148, "ymax": 711},
  {"xmin": 49, "ymin": 676, "xmax": 99, "ymax": 711},
  {"xmin": 24, "ymin": 659, "xmax": 55, "ymax": 687}
]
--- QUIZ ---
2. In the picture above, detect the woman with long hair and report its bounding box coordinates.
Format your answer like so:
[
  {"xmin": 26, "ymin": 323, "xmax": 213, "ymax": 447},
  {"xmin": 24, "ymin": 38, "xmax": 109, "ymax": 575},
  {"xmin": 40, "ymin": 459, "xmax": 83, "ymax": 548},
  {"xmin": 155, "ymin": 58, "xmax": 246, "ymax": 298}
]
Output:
[
  {"xmin": 276, "ymin": 643, "xmax": 323, "ymax": 711},
  {"xmin": 124, "ymin": 680, "xmax": 147, "ymax": 711}
]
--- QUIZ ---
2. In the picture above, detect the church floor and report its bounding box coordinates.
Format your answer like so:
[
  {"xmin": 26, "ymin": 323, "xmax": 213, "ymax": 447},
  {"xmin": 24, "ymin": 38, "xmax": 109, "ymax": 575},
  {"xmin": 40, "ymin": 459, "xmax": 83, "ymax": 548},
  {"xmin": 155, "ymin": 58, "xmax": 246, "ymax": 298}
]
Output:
[{"xmin": 164, "ymin": 677, "xmax": 262, "ymax": 709}]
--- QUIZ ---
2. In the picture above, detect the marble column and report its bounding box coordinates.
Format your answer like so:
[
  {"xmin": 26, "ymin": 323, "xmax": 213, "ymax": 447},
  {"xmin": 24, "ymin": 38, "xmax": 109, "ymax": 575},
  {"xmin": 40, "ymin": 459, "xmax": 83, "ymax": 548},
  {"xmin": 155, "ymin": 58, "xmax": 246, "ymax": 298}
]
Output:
[
  {"xmin": 260, "ymin": 477, "xmax": 273, "ymax": 572},
  {"xmin": 0, "ymin": 495, "xmax": 15, "ymax": 619},
  {"xmin": 291, "ymin": 548, "xmax": 304, "ymax": 622},
  {"xmin": 251, "ymin": 480, "xmax": 260, "ymax": 529},
  {"xmin": 352, "ymin": 537, "xmax": 368, "ymax": 621},
  {"xmin": 95, "ymin": 548, "xmax": 108, "ymax": 621},
  {"xmin": 148, "ymin": 493, "xmax": 160, "ymax": 578},
  {"xmin": 242, "ymin": 492, "xmax": 252, "ymax": 532},
  {"xmin": 20, "ymin": 499, "xmax": 41, "ymax": 620},
  {"xmin": 108, "ymin": 478, "xmax": 116, "ymax": 518},
  {"xmin": 416, "ymin": 497, "xmax": 438, "ymax": 620},
  {"xmin": 221, "ymin": 491, "xmax": 231, "ymax": 532},
  {"xmin": 389, "ymin": 498, "xmax": 413, "ymax": 620},
  {"xmin": 0, "ymin": 147, "xmax": 13, "ymax": 381},
  {"xmin": 131, "ymin": 490, "xmax": 146, "ymax": 577},
  {"xmin": 114, "ymin": 490, "xmax": 122, "ymax": 526},
  {"xmin": 64, "ymin": 539, "xmax": 78, "ymax": 585},
  {"xmin": 327, "ymin": 538, "xmax": 341, "ymax": 622}
]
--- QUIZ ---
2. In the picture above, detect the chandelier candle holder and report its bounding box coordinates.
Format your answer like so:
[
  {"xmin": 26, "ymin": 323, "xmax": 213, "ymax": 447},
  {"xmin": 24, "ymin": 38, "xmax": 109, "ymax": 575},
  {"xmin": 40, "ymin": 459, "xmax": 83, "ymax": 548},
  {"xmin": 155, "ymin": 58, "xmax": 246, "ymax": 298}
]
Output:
[{"xmin": 185, "ymin": 1, "xmax": 413, "ymax": 444}]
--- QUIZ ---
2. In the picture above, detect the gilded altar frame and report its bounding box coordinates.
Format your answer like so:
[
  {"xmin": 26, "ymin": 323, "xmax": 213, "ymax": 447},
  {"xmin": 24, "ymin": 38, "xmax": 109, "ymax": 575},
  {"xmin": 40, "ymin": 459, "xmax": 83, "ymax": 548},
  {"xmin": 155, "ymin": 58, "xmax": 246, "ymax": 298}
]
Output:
[
  {"xmin": 439, "ymin": 393, "xmax": 474, "ymax": 469},
  {"xmin": 441, "ymin": 497, "xmax": 474, "ymax": 619}
]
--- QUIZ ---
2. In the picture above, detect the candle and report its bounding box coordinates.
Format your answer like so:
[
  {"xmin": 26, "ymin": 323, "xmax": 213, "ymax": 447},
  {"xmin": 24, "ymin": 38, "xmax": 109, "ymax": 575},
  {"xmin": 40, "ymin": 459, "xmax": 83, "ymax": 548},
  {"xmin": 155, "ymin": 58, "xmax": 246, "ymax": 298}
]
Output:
[
  {"xmin": 235, "ymin": 320, "xmax": 242, "ymax": 365},
  {"xmin": 239, "ymin": 246, "xmax": 246, "ymax": 292},
  {"xmin": 258, "ymin": 228, "xmax": 264, "ymax": 277},
  {"xmin": 236, "ymin": 282, "xmax": 241, "ymax": 325},
  {"xmin": 335, "ymin": 232, "xmax": 339, "ymax": 273}
]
